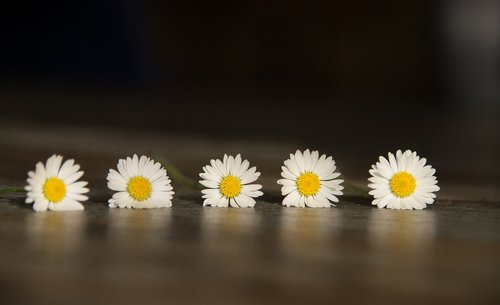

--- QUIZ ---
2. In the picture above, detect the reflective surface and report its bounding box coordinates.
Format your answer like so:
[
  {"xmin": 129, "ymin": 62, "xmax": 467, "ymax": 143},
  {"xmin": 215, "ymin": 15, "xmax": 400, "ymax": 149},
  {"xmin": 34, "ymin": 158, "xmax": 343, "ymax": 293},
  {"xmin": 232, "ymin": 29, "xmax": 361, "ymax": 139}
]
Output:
[
  {"xmin": 0, "ymin": 197, "xmax": 499, "ymax": 305},
  {"xmin": 0, "ymin": 122, "xmax": 499, "ymax": 305}
]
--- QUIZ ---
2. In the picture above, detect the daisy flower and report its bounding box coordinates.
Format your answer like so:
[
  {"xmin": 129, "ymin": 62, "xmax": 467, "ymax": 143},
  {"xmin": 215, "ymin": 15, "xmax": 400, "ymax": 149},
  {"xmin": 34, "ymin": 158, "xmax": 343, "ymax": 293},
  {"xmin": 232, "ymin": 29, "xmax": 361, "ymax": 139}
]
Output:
[
  {"xmin": 368, "ymin": 150, "xmax": 440, "ymax": 210},
  {"xmin": 25, "ymin": 154, "xmax": 89, "ymax": 212},
  {"xmin": 277, "ymin": 149, "xmax": 344, "ymax": 208},
  {"xmin": 199, "ymin": 154, "xmax": 263, "ymax": 207},
  {"xmin": 107, "ymin": 154, "xmax": 174, "ymax": 209}
]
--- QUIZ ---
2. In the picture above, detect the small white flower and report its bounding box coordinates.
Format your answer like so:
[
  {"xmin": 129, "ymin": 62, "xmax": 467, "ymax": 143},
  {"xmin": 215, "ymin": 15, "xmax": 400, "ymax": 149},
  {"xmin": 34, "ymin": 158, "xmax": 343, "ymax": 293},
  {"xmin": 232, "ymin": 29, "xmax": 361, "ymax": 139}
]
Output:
[
  {"xmin": 25, "ymin": 154, "xmax": 89, "ymax": 212},
  {"xmin": 368, "ymin": 150, "xmax": 440, "ymax": 210},
  {"xmin": 199, "ymin": 154, "xmax": 263, "ymax": 208},
  {"xmin": 277, "ymin": 149, "xmax": 344, "ymax": 208},
  {"xmin": 107, "ymin": 154, "xmax": 174, "ymax": 209}
]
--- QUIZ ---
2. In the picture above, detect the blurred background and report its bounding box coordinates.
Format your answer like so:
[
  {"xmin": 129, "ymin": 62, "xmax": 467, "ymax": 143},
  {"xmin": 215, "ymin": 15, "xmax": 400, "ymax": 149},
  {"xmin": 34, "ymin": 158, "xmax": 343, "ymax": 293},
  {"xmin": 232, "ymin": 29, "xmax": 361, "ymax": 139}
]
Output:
[{"xmin": 1, "ymin": 0, "xmax": 499, "ymax": 187}]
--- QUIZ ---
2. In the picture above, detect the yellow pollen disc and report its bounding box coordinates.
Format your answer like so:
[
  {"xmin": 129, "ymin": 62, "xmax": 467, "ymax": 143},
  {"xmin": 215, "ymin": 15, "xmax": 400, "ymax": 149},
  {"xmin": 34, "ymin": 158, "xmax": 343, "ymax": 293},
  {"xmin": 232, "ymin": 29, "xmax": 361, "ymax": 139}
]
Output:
[
  {"xmin": 219, "ymin": 175, "xmax": 241, "ymax": 198},
  {"xmin": 390, "ymin": 172, "xmax": 416, "ymax": 198},
  {"xmin": 43, "ymin": 177, "xmax": 66, "ymax": 203},
  {"xmin": 296, "ymin": 172, "xmax": 321, "ymax": 196},
  {"xmin": 127, "ymin": 176, "xmax": 152, "ymax": 201}
]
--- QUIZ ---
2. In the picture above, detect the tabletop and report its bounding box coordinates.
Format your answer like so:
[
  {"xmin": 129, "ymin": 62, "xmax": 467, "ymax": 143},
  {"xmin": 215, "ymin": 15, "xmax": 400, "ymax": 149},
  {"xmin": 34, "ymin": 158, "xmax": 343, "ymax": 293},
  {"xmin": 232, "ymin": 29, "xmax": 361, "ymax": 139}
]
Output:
[{"xmin": 0, "ymin": 119, "xmax": 499, "ymax": 305}]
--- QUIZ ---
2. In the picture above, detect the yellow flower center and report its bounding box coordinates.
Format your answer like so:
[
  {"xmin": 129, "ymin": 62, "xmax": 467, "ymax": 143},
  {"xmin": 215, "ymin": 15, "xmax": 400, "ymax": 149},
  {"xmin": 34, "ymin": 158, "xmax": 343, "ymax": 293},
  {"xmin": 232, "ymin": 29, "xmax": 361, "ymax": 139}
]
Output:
[
  {"xmin": 219, "ymin": 175, "xmax": 241, "ymax": 198},
  {"xmin": 127, "ymin": 176, "xmax": 152, "ymax": 201},
  {"xmin": 296, "ymin": 172, "xmax": 321, "ymax": 196},
  {"xmin": 43, "ymin": 177, "xmax": 66, "ymax": 203},
  {"xmin": 390, "ymin": 172, "xmax": 416, "ymax": 198}
]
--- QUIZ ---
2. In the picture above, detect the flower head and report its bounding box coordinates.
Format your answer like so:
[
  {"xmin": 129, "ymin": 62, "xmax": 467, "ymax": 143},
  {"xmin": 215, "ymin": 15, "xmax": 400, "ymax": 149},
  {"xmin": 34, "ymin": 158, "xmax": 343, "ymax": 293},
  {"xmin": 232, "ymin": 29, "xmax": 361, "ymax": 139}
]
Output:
[
  {"xmin": 25, "ymin": 154, "xmax": 89, "ymax": 212},
  {"xmin": 277, "ymin": 149, "xmax": 344, "ymax": 208},
  {"xmin": 368, "ymin": 150, "xmax": 440, "ymax": 210},
  {"xmin": 107, "ymin": 154, "xmax": 174, "ymax": 209},
  {"xmin": 199, "ymin": 154, "xmax": 263, "ymax": 207}
]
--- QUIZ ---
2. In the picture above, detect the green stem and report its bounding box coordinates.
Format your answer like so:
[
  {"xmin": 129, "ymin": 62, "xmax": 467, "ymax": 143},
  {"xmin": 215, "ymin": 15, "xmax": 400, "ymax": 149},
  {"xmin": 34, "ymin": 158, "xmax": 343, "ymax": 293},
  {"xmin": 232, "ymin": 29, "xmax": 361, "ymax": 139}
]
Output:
[
  {"xmin": 342, "ymin": 180, "xmax": 370, "ymax": 197},
  {"xmin": 154, "ymin": 156, "xmax": 203, "ymax": 190},
  {"xmin": 0, "ymin": 187, "xmax": 26, "ymax": 197}
]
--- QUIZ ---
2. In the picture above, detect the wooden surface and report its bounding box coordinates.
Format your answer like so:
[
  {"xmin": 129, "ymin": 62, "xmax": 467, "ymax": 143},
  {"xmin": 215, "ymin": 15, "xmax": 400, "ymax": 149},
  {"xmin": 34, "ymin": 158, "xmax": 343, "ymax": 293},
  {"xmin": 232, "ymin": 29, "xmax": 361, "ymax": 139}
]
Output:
[{"xmin": 0, "ymin": 122, "xmax": 499, "ymax": 305}]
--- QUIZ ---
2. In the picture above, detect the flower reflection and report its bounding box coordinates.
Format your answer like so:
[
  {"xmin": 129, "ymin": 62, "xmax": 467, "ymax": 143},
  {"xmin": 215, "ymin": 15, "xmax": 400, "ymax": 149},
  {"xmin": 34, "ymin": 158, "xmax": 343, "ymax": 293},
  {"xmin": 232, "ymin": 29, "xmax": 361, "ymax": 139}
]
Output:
[
  {"xmin": 366, "ymin": 209, "xmax": 437, "ymax": 291},
  {"xmin": 26, "ymin": 211, "xmax": 85, "ymax": 256},
  {"xmin": 201, "ymin": 207, "xmax": 260, "ymax": 257},
  {"xmin": 108, "ymin": 208, "xmax": 172, "ymax": 250},
  {"xmin": 279, "ymin": 208, "xmax": 341, "ymax": 260},
  {"xmin": 368, "ymin": 209, "xmax": 436, "ymax": 255}
]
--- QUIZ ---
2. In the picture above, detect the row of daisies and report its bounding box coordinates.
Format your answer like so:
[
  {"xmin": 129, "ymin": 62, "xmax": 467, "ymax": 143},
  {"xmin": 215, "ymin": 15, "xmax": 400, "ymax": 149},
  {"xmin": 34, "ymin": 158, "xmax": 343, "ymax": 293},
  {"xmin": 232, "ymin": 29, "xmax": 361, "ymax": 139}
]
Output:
[{"xmin": 25, "ymin": 149, "xmax": 440, "ymax": 212}]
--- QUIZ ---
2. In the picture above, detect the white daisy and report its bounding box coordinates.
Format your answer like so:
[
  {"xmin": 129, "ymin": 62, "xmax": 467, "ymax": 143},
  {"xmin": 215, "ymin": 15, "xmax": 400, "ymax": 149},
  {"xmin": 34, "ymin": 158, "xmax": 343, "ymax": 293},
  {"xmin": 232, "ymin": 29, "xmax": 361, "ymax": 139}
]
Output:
[
  {"xmin": 107, "ymin": 154, "xmax": 174, "ymax": 209},
  {"xmin": 368, "ymin": 149, "xmax": 440, "ymax": 210},
  {"xmin": 277, "ymin": 149, "xmax": 344, "ymax": 208},
  {"xmin": 199, "ymin": 154, "xmax": 263, "ymax": 208},
  {"xmin": 25, "ymin": 154, "xmax": 89, "ymax": 212}
]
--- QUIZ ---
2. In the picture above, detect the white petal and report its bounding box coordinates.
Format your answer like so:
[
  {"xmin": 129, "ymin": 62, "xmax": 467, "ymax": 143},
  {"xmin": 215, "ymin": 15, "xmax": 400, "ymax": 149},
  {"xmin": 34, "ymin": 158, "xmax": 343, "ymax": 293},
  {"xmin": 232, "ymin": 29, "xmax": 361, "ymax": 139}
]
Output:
[
  {"xmin": 45, "ymin": 155, "xmax": 62, "ymax": 177},
  {"xmin": 138, "ymin": 155, "xmax": 149, "ymax": 175},
  {"xmin": 416, "ymin": 185, "xmax": 440, "ymax": 193},
  {"xmin": 298, "ymin": 196, "xmax": 306, "ymax": 207},
  {"xmin": 235, "ymin": 159, "xmax": 250, "ymax": 178},
  {"xmin": 396, "ymin": 150, "xmax": 404, "ymax": 172},
  {"xmin": 316, "ymin": 156, "xmax": 335, "ymax": 177},
  {"xmin": 321, "ymin": 179, "xmax": 344, "ymax": 190},
  {"xmin": 107, "ymin": 169, "xmax": 127, "ymax": 185},
  {"xmin": 228, "ymin": 198, "xmax": 239, "ymax": 208},
  {"xmin": 234, "ymin": 193, "xmax": 256, "ymax": 208},
  {"xmin": 284, "ymin": 158, "xmax": 300, "ymax": 176},
  {"xmin": 144, "ymin": 160, "xmax": 161, "ymax": 180},
  {"xmin": 309, "ymin": 150, "xmax": 320, "ymax": 171},
  {"xmin": 67, "ymin": 193, "xmax": 88, "ymax": 201},
  {"xmin": 58, "ymin": 159, "xmax": 76, "ymax": 179},
  {"xmin": 117, "ymin": 159, "xmax": 131, "ymax": 180},
  {"xmin": 132, "ymin": 154, "xmax": 140, "ymax": 173},
  {"xmin": 303, "ymin": 149, "xmax": 312, "ymax": 171},
  {"xmin": 369, "ymin": 187, "xmax": 391, "ymax": 199},
  {"xmin": 63, "ymin": 171, "xmax": 84, "ymax": 184},
  {"xmin": 232, "ymin": 154, "xmax": 242, "ymax": 176},
  {"xmin": 319, "ymin": 188, "xmax": 340, "ymax": 202},
  {"xmin": 227, "ymin": 155, "xmax": 235, "ymax": 175},
  {"xmin": 108, "ymin": 180, "xmax": 126, "ymax": 192},
  {"xmin": 281, "ymin": 166, "xmax": 297, "ymax": 180},
  {"xmin": 368, "ymin": 176, "xmax": 388, "ymax": 185},
  {"xmin": 277, "ymin": 178, "xmax": 295, "ymax": 186},
  {"xmin": 215, "ymin": 159, "xmax": 228, "ymax": 176},
  {"xmin": 378, "ymin": 156, "xmax": 393, "ymax": 176},
  {"xmin": 216, "ymin": 196, "xmax": 229, "ymax": 207},
  {"xmin": 33, "ymin": 198, "xmax": 49, "ymax": 212},
  {"xmin": 282, "ymin": 190, "xmax": 300, "ymax": 207},
  {"xmin": 388, "ymin": 152, "xmax": 398, "ymax": 173},
  {"xmin": 281, "ymin": 185, "xmax": 297, "ymax": 196},
  {"xmin": 312, "ymin": 154, "xmax": 327, "ymax": 173},
  {"xmin": 242, "ymin": 184, "xmax": 262, "ymax": 192},
  {"xmin": 67, "ymin": 181, "xmax": 89, "ymax": 192},
  {"xmin": 241, "ymin": 167, "xmax": 260, "ymax": 184},
  {"xmin": 200, "ymin": 169, "xmax": 219, "ymax": 182},
  {"xmin": 200, "ymin": 179, "xmax": 219, "ymax": 188},
  {"xmin": 376, "ymin": 194, "xmax": 393, "ymax": 208},
  {"xmin": 202, "ymin": 188, "xmax": 221, "ymax": 195},
  {"xmin": 319, "ymin": 172, "xmax": 341, "ymax": 181},
  {"xmin": 242, "ymin": 190, "xmax": 264, "ymax": 198},
  {"xmin": 34, "ymin": 162, "xmax": 47, "ymax": 179},
  {"xmin": 294, "ymin": 150, "xmax": 305, "ymax": 173},
  {"xmin": 48, "ymin": 199, "xmax": 84, "ymax": 211}
]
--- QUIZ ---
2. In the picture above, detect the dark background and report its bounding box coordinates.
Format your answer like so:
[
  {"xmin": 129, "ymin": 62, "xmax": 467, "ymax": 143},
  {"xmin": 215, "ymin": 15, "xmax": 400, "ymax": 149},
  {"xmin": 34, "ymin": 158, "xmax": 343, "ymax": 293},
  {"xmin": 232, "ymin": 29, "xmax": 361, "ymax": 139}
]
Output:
[{"xmin": 1, "ymin": 0, "xmax": 499, "ymax": 182}]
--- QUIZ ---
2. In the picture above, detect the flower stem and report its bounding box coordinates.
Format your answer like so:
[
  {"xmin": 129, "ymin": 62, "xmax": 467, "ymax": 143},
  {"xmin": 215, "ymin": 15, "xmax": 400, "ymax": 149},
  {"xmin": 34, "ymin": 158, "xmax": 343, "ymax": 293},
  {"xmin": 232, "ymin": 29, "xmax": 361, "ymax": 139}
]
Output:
[
  {"xmin": 342, "ymin": 180, "xmax": 370, "ymax": 197},
  {"xmin": 154, "ymin": 156, "xmax": 203, "ymax": 190},
  {"xmin": 0, "ymin": 187, "xmax": 25, "ymax": 195}
]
